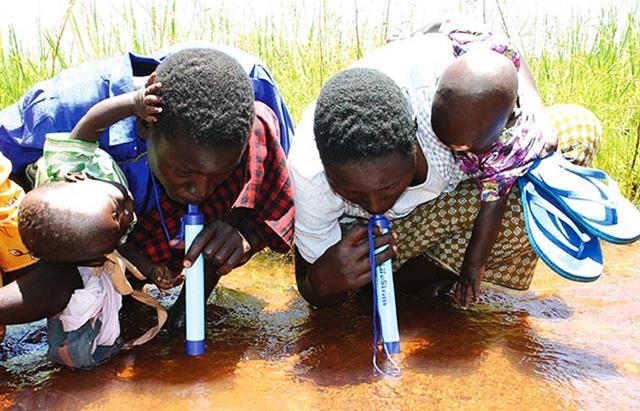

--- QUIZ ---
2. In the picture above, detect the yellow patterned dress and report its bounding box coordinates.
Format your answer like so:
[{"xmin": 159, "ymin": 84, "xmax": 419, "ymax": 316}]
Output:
[{"xmin": 0, "ymin": 152, "xmax": 38, "ymax": 342}]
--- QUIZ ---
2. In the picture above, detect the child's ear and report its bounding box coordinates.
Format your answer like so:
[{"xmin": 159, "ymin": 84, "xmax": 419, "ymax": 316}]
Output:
[{"xmin": 137, "ymin": 118, "xmax": 151, "ymax": 141}]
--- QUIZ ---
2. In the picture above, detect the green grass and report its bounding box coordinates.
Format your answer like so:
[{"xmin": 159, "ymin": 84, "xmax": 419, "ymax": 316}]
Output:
[
  {"xmin": 529, "ymin": 11, "xmax": 640, "ymax": 203},
  {"xmin": 1, "ymin": 0, "xmax": 638, "ymax": 203}
]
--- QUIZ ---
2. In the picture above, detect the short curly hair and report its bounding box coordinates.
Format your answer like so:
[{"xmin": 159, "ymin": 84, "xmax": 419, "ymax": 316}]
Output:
[
  {"xmin": 153, "ymin": 48, "xmax": 255, "ymax": 148},
  {"xmin": 18, "ymin": 182, "xmax": 118, "ymax": 262},
  {"xmin": 313, "ymin": 68, "xmax": 416, "ymax": 165}
]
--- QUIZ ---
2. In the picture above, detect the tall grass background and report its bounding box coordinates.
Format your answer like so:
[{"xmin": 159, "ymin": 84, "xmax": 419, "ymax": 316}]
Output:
[{"xmin": 1, "ymin": 0, "xmax": 638, "ymax": 203}]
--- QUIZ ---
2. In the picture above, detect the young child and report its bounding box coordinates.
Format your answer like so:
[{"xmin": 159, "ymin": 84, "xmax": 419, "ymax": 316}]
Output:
[
  {"xmin": 431, "ymin": 49, "xmax": 556, "ymax": 307},
  {"xmin": 25, "ymin": 76, "xmax": 178, "ymax": 289},
  {"xmin": 18, "ymin": 177, "xmax": 169, "ymax": 368},
  {"xmin": 14, "ymin": 81, "xmax": 176, "ymax": 368}
]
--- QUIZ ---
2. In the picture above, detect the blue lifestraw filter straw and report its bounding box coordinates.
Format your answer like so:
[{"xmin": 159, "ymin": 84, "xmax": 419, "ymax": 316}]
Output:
[
  {"xmin": 369, "ymin": 214, "xmax": 400, "ymax": 354},
  {"xmin": 184, "ymin": 204, "xmax": 206, "ymax": 356}
]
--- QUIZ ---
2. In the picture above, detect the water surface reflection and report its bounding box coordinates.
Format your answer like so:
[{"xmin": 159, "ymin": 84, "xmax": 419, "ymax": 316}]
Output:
[{"xmin": 1, "ymin": 243, "xmax": 638, "ymax": 410}]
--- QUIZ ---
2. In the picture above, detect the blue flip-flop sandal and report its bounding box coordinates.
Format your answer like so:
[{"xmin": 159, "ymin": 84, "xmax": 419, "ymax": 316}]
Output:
[
  {"xmin": 526, "ymin": 153, "xmax": 640, "ymax": 245},
  {"xmin": 519, "ymin": 177, "xmax": 603, "ymax": 282}
]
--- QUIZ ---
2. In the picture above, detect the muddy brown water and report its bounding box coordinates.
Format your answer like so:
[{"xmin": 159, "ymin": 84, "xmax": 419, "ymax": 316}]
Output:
[{"xmin": 1, "ymin": 242, "xmax": 639, "ymax": 410}]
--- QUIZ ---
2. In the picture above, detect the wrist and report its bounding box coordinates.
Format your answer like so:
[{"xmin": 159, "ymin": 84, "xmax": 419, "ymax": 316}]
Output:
[
  {"xmin": 130, "ymin": 90, "xmax": 143, "ymax": 116},
  {"xmin": 461, "ymin": 257, "xmax": 484, "ymax": 271}
]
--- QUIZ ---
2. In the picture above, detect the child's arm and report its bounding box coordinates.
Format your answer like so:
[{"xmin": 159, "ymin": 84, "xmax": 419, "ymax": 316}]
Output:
[
  {"xmin": 455, "ymin": 196, "xmax": 508, "ymax": 308},
  {"xmin": 70, "ymin": 73, "xmax": 162, "ymax": 143},
  {"xmin": 117, "ymin": 243, "xmax": 183, "ymax": 290},
  {"xmin": 0, "ymin": 262, "xmax": 83, "ymax": 324}
]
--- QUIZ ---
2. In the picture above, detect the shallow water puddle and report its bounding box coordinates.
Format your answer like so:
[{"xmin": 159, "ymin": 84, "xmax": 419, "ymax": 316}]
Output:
[{"xmin": 1, "ymin": 243, "xmax": 639, "ymax": 410}]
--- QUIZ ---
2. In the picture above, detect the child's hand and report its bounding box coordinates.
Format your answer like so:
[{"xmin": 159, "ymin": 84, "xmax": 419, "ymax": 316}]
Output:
[
  {"xmin": 133, "ymin": 72, "xmax": 163, "ymax": 124},
  {"xmin": 454, "ymin": 264, "xmax": 485, "ymax": 308},
  {"xmin": 146, "ymin": 262, "xmax": 183, "ymax": 290}
]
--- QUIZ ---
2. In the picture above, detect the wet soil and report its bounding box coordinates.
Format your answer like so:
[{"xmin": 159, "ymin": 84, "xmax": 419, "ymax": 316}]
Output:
[{"xmin": 1, "ymin": 242, "xmax": 639, "ymax": 410}]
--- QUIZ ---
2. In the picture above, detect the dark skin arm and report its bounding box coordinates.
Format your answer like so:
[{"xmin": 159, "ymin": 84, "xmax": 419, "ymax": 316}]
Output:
[
  {"xmin": 0, "ymin": 262, "xmax": 82, "ymax": 324},
  {"xmin": 70, "ymin": 73, "xmax": 162, "ymax": 143},
  {"xmin": 294, "ymin": 225, "xmax": 396, "ymax": 308},
  {"xmin": 454, "ymin": 196, "xmax": 508, "ymax": 307}
]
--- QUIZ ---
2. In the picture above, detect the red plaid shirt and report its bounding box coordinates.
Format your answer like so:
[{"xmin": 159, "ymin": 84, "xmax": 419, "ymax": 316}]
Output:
[{"xmin": 128, "ymin": 102, "xmax": 294, "ymax": 273}]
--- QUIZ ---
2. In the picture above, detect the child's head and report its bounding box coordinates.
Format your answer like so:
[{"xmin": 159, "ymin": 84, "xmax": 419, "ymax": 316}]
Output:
[
  {"xmin": 431, "ymin": 49, "xmax": 518, "ymax": 153},
  {"xmin": 139, "ymin": 48, "xmax": 255, "ymax": 205},
  {"xmin": 314, "ymin": 68, "xmax": 418, "ymax": 214},
  {"xmin": 18, "ymin": 177, "xmax": 134, "ymax": 265}
]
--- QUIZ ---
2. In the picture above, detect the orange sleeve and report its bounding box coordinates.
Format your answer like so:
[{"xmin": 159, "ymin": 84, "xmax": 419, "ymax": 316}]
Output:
[{"xmin": 0, "ymin": 153, "xmax": 38, "ymax": 273}]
